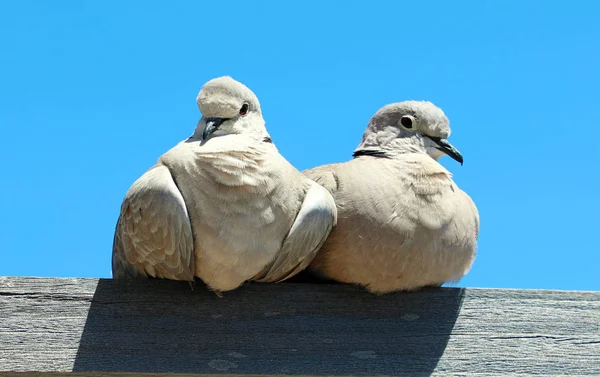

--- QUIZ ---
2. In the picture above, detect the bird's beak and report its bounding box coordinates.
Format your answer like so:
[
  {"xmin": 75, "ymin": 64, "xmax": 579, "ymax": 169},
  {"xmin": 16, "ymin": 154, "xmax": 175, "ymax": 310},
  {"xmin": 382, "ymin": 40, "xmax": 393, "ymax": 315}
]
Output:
[
  {"xmin": 202, "ymin": 117, "xmax": 229, "ymax": 140},
  {"xmin": 426, "ymin": 136, "xmax": 464, "ymax": 165}
]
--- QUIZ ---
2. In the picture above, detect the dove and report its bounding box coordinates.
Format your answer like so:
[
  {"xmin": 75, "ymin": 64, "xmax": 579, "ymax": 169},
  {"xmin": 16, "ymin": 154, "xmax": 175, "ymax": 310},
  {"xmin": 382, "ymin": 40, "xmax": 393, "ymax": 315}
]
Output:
[
  {"xmin": 304, "ymin": 101, "xmax": 479, "ymax": 294},
  {"xmin": 112, "ymin": 76, "xmax": 337, "ymax": 295}
]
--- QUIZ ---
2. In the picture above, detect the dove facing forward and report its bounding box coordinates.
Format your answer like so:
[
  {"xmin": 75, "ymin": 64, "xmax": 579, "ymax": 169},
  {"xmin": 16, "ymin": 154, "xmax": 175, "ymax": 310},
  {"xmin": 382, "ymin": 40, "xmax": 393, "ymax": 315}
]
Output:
[
  {"xmin": 304, "ymin": 101, "xmax": 479, "ymax": 294},
  {"xmin": 112, "ymin": 76, "xmax": 337, "ymax": 294}
]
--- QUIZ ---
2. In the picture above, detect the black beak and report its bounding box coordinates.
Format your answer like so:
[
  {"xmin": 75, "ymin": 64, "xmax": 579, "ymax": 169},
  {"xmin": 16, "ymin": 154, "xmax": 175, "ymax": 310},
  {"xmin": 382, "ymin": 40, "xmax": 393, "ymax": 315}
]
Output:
[
  {"xmin": 426, "ymin": 136, "xmax": 464, "ymax": 165},
  {"xmin": 202, "ymin": 117, "xmax": 229, "ymax": 140}
]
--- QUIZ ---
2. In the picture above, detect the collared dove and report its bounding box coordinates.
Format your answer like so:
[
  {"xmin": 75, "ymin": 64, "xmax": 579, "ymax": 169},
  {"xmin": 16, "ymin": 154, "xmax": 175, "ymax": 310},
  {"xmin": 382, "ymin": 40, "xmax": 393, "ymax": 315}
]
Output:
[
  {"xmin": 304, "ymin": 101, "xmax": 479, "ymax": 294},
  {"xmin": 112, "ymin": 76, "xmax": 337, "ymax": 295}
]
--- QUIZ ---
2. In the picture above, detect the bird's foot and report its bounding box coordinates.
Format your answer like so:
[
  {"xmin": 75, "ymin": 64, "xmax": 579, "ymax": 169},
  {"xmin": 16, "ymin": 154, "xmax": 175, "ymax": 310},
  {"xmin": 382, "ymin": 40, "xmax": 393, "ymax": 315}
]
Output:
[{"xmin": 209, "ymin": 287, "xmax": 223, "ymax": 298}]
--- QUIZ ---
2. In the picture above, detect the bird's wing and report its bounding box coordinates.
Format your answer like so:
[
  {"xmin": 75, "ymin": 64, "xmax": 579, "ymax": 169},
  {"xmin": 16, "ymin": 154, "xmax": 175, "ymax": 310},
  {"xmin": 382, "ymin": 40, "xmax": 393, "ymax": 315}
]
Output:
[
  {"xmin": 253, "ymin": 179, "xmax": 338, "ymax": 283},
  {"xmin": 112, "ymin": 164, "xmax": 195, "ymax": 281},
  {"xmin": 302, "ymin": 163, "xmax": 342, "ymax": 193}
]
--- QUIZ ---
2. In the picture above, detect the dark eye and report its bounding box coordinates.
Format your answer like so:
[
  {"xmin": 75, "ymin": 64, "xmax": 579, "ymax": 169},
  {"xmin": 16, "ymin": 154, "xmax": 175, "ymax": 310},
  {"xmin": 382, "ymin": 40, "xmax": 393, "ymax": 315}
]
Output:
[
  {"xmin": 400, "ymin": 116, "xmax": 413, "ymax": 129},
  {"xmin": 239, "ymin": 103, "xmax": 249, "ymax": 116}
]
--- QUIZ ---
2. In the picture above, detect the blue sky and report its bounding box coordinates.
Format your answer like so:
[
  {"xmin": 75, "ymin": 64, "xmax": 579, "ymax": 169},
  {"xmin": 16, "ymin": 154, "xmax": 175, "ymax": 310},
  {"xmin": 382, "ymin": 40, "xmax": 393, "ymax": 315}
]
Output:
[{"xmin": 1, "ymin": 1, "xmax": 598, "ymax": 291}]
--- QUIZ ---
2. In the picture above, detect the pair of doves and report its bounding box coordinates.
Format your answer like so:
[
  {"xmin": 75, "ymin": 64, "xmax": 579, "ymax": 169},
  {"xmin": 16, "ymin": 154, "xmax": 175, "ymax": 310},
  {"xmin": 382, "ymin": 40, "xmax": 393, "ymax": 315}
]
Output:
[{"xmin": 112, "ymin": 76, "xmax": 479, "ymax": 295}]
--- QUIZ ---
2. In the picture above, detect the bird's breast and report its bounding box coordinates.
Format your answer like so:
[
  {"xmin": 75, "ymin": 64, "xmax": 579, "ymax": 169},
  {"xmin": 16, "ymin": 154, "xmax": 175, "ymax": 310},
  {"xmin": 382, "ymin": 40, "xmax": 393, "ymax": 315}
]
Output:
[{"xmin": 160, "ymin": 142, "xmax": 300, "ymax": 243}]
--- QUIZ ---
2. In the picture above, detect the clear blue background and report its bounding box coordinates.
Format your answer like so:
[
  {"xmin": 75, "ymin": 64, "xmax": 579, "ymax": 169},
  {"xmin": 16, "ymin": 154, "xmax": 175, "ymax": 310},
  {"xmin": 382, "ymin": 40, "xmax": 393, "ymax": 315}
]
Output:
[{"xmin": 1, "ymin": 0, "xmax": 598, "ymax": 291}]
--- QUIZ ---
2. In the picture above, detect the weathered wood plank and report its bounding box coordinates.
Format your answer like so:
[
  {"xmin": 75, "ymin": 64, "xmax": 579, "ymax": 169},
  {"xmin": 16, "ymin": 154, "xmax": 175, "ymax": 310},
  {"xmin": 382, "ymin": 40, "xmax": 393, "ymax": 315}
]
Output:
[{"xmin": 0, "ymin": 277, "xmax": 598, "ymax": 376}]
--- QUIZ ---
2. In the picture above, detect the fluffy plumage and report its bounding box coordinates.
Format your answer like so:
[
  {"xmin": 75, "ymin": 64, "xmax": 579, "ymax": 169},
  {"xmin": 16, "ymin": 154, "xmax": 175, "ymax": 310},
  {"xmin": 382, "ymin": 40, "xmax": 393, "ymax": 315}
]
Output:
[
  {"xmin": 113, "ymin": 76, "xmax": 337, "ymax": 294},
  {"xmin": 304, "ymin": 101, "xmax": 479, "ymax": 294}
]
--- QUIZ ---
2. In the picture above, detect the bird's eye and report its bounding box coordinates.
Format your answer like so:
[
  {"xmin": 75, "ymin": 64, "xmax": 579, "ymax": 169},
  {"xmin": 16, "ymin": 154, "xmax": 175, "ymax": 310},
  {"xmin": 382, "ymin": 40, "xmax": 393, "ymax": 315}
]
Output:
[
  {"xmin": 400, "ymin": 116, "xmax": 413, "ymax": 129},
  {"xmin": 239, "ymin": 103, "xmax": 249, "ymax": 116}
]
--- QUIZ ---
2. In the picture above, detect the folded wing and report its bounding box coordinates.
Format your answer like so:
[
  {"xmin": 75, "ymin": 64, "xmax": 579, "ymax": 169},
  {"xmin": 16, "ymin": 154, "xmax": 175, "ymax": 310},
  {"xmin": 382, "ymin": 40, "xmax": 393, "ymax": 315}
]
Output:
[
  {"xmin": 112, "ymin": 164, "xmax": 195, "ymax": 281},
  {"xmin": 253, "ymin": 180, "xmax": 337, "ymax": 283}
]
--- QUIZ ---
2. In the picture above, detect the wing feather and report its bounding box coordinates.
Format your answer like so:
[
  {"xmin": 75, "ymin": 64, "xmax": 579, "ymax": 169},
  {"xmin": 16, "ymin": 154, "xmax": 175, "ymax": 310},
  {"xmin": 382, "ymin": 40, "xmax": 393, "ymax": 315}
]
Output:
[
  {"xmin": 112, "ymin": 164, "xmax": 195, "ymax": 281},
  {"xmin": 253, "ymin": 180, "xmax": 337, "ymax": 283}
]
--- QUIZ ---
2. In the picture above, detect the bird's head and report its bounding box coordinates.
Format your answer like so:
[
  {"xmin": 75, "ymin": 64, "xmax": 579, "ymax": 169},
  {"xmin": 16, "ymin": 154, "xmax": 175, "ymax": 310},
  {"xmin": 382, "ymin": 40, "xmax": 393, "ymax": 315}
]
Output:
[
  {"xmin": 354, "ymin": 101, "xmax": 463, "ymax": 165},
  {"xmin": 194, "ymin": 76, "xmax": 268, "ymax": 142}
]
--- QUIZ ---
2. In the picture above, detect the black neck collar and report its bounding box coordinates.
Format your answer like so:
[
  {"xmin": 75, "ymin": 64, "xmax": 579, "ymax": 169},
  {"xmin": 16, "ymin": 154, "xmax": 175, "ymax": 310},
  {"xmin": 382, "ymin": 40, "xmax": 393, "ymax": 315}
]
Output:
[{"xmin": 352, "ymin": 149, "xmax": 389, "ymax": 158}]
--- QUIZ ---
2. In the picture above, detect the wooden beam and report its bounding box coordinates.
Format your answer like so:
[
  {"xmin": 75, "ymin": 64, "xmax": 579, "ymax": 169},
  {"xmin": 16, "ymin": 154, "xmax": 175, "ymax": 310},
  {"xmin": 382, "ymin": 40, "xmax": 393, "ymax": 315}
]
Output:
[{"xmin": 0, "ymin": 277, "xmax": 598, "ymax": 376}]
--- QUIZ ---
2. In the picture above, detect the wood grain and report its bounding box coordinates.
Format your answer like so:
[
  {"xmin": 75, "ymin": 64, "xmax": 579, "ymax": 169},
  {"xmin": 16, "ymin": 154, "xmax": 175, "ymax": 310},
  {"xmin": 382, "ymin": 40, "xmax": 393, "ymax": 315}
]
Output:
[{"xmin": 0, "ymin": 277, "xmax": 598, "ymax": 376}]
